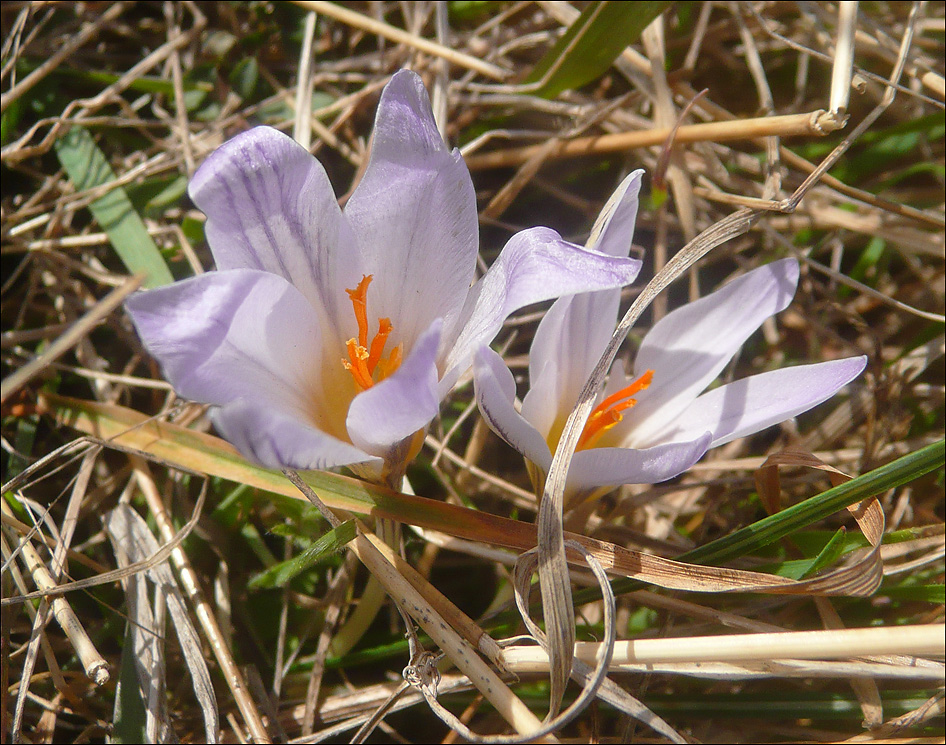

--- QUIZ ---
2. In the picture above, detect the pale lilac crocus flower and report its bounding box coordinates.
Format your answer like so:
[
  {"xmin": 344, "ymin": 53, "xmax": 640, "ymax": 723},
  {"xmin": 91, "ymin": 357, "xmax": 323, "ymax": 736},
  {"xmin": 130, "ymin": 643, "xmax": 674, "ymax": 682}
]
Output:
[
  {"xmin": 474, "ymin": 171, "xmax": 868, "ymax": 500},
  {"xmin": 125, "ymin": 70, "xmax": 642, "ymax": 485}
]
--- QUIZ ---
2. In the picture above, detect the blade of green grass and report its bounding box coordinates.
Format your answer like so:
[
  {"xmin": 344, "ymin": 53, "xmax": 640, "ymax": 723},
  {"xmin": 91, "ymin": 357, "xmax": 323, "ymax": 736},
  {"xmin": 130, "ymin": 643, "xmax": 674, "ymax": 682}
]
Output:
[
  {"xmin": 683, "ymin": 440, "xmax": 943, "ymax": 566},
  {"xmin": 524, "ymin": 1, "xmax": 671, "ymax": 98},
  {"xmin": 575, "ymin": 439, "xmax": 945, "ymax": 605},
  {"xmin": 248, "ymin": 520, "xmax": 356, "ymax": 589},
  {"xmin": 54, "ymin": 126, "xmax": 175, "ymax": 288}
]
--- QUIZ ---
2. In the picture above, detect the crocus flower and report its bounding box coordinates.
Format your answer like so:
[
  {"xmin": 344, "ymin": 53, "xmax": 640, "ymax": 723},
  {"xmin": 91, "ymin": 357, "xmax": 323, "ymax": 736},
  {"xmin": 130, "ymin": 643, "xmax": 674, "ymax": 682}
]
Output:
[
  {"xmin": 125, "ymin": 70, "xmax": 642, "ymax": 485},
  {"xmin": 474, "ymin": 172, "xmax": 868, "ymax": 500}
]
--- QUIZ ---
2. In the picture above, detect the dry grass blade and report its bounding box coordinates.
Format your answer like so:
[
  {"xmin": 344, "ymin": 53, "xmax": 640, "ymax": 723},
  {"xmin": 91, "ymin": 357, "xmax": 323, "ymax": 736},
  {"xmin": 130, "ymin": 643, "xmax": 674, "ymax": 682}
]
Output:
[
  {"xmin": 131, "ymin": 459, "xmax": 270, "ymax": 743},
  {"xmin": 0, "ymin": 504, "xmax": 108, "ymax": 684},
  {"xmin": 282, "ymin": 471, "xmax": 548, "ymax": 741},
  {"xmin": 0, "ymin": 2, "xmax": 128, "ymax": 115},
  {"xmin": 105, "ymin": 504, "xmax": 219, "ymax": 742},
  {"xmin": 290, "ymin": 0, "xmax": 509, "ymax": 80},
  {"xmin": 537, "ymin": 206, "xmax": 763, "ymax": 719},
  {"xmin": 511, "ymin": 542, "xmax": 687, "ymax": 744},
  {"xmin": 0, "ymin": 274, "xmax": 142, "ymax": 404}
]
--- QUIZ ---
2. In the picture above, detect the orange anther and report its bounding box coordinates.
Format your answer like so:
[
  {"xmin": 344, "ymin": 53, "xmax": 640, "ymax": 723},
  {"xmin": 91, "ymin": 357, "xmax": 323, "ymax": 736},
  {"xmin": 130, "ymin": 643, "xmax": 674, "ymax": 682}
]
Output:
[
  {"xmin": 343, "ymin": 338, "xmax": 375, "ymax": 390},
  {"xmin": 367, "ymin": 317, "xmax": 393, "ymax": 374},
  {"xmin": 375, "ymin": 344, "xmax": 403, "ymax": 382},
  {"xmin": 577, "ymin": 370, "xmax": 654, "ymax": 450},
  {"xmin": 341, "ymin": 276, "xmax": 405, "ymax": 391}
]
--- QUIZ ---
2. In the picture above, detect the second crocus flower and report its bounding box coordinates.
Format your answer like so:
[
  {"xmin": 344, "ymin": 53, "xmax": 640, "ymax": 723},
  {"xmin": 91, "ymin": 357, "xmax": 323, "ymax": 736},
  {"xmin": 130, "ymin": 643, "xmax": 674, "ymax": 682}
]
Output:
[{"xmin": 474, "ymin": 173, "xmax": 868, "ymax": 501}]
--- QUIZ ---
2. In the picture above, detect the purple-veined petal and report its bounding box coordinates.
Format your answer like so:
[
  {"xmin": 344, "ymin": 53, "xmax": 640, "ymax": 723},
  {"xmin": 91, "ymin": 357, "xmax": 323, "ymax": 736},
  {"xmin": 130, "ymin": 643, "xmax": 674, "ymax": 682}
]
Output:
[
  {"xmin": 344, "ymin": 70, "xmax": 478, "ymax": 348},
  {"xmin": 214, "ymin": 400, "xmax": 377, "ymax": 472},
  {"xmin": 586, "ymin": 170, "xmax": 644, "ymax": 257},
  {"xmin": 125, "ymin": 269, "xmax": 326, "ymax": 421},
  {"xmin": 563, "ymin": 433, "xmax": 713, "ymax": 493},
  {"xmin": 188, "ymin": 126, "xmax": 361, "ymax": 338},
  {"xmin": 523, "ymin": 290, "xmax": 622, "ymax": 429},
  {"xmin": 441, "ymin": 227, "xmax": 642, "ymax": 395},
  {"xmin": 474, "ymin": 347, "xmax": 554, "ymax": 471},
  {"xmin": 625, "ymin": 258, "xmax": 800, "ymax": 445},
  {"xmin": 522, "ymin": 173, "xmax": 643, "ymax": 443},
  {"xmin": 346, "ymin": 319, "xmax": 443, "ymax": 464},
  {"xmin": 650, "ymin": 355, "xmax": 868, "ymax": 448},
  {"xmin": 519, "ymin": 356, "xmax": 561, "ymax": 444}
]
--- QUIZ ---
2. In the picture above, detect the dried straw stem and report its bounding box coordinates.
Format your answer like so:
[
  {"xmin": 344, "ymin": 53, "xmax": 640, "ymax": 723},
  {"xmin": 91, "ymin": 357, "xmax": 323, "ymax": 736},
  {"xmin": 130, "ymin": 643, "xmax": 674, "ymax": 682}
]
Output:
[
  {"xmin": 503, "ymin": 623, "xmax": 945, "ymax": 667},
  {"xmin": 1, "ymin": 502, "xmax": 109, "ymax": 686},
  {"xmin": 464, "ymin": 110, "xmax": 845, "ymax": 170},
  {"xmin": 291, "ymin": 1, "xmax": 508, "ymax": 81},
  {"xmin": 131, "ymin": 459, "xmax": 271, "ymax": 744}
]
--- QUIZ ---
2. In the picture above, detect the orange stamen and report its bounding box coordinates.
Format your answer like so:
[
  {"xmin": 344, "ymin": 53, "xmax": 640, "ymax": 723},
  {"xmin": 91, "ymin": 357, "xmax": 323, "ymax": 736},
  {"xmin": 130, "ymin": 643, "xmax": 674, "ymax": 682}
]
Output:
[
  {"xmin": 375, "ymin": 344, "xmax": 403, "ymax": 382},
  {"xmin": 345, "ymin": 275, "xmax": 372, "ymax": 348},
  {"xmin": 367, "ymin": 318, "xmax": 393, "ymax": 374},
  {"xmin": 343, "ymin": 339, "xmax": 374, "ymax": 390},
  {"xmin": 577, "ymin": 370, "xmax": 654, "ymax": 450},
  {"xmin": 342, "ymin": 275, "xmax": 404, "ymax": 391}
]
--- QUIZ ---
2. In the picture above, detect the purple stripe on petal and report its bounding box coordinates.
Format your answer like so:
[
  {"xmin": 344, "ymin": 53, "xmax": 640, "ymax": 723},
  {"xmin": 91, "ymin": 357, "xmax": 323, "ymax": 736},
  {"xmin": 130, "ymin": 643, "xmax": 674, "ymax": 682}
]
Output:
[
  {"xmin": 345, "ymin": 70, "xmax": 478, "ymax": 350},
  {"xmin": 189, "ymin": 126, "xmax": 362, "ymax": 336}
]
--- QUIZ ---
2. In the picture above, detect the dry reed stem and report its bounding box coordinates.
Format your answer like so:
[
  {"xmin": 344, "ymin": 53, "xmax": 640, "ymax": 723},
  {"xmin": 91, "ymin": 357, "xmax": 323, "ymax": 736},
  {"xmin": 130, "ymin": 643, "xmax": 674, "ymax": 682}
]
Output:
[
  {"xmin": 0, "ymin": 502, "xmax": 108, "ymax": 686},
  {"xmin": 464, "ymin": 110, "xmax": 846, "ymax": 170},
  {"xmin": 503, "ymin": 624, "xmax": 945, "ymax": 667},
  {"xmin": 131, "ymin": 458, "xmax": 270, "ymax": 744},
  {"xmin": 291, "ymin": 1, "xmax": 509, "ymax": 80},
  {"xmin": 0, "ymin": 274, "xmax": 142, "ymax": 404}
]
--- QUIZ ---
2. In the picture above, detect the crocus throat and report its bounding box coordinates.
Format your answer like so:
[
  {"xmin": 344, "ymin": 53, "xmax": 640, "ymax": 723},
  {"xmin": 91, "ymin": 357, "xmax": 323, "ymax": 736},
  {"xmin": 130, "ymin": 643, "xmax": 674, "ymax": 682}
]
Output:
[
  {"xmin": 577, "ymin": 370, "xmax": 654, "ymax": 450},
  {"xmin": 342, "ymin": 275, "xmax": 403, "ymax": 390}
]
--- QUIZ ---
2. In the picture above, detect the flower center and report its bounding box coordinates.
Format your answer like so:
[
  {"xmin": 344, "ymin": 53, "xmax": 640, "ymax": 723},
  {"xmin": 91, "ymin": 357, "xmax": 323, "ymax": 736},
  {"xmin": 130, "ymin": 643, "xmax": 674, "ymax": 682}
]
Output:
[
  {"xmin": 577, "ymin": 370, "xmax": 654, "ymax": 450},
  {"xmin": 342, "ymin": 275, "xmax": 403, "ymax": 391}
]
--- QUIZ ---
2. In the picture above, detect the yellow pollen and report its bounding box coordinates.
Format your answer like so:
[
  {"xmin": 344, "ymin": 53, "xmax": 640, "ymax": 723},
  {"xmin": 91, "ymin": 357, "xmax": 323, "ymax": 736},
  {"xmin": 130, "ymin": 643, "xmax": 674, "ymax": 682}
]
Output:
[
  {"xmin": 577, "ymin": 370, "xmax": 654, "ymax": 450},
  {"xmin": 341, "ymin": 275, "xmax": 402, "ymax": 390}
]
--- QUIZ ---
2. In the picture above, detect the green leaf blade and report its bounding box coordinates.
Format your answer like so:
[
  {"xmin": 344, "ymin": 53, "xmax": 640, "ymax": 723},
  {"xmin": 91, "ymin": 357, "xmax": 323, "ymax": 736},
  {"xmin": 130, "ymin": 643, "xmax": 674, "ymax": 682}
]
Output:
[
  {"xmin": 248, "ymin": 520, "xmax": 357, "ymax": 590},
  {"xmin": 525, "ymin": 1, "xmax": 672, "ymax": 98},
  {"xmin": 54, "ymin": 126, "xmax": 176, "ymax": 288}
]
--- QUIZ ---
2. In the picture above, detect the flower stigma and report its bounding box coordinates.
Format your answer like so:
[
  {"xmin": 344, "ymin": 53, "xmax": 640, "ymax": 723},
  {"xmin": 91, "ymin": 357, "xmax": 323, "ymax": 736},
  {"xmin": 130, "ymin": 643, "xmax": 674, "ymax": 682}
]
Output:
[
  {"xmin": 342, "ymin": 275, "xmax": 402, "ymax": 390},
  {"xmin": 577, "ymin": 369, "xmax": 654, "ymax": 450}
]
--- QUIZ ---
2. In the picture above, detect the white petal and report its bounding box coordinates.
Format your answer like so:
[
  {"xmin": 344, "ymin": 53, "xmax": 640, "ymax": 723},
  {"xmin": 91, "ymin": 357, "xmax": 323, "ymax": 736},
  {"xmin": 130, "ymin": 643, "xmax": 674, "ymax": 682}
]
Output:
[
  {"xmin": 564, "ymin": 434, "xmax": 713, "ymax": 492},
  {"xmin": 189, "ymin": 126, "xmax": 362, "ymax": 338},
  {"xmin": 214, "ymin": 401, "xmax": 376, "ymax": 472},
  {"xmin": 653, "ymin": 356, "xmax": 869, "ymax": 448},
  {"xmin": 524, "ymin": 290, "xmax": 622, "ymax": 428},
  {"xmin": 586, "ymin": 170, "xmax": 644, "ymax": 257},
  {"xmin": 626, "ymin": 258, "xmax": 800, "ymax": 445},
  {"xmin": 441, "ymin": 227, "xmax": 642, "ymax": 395},
  {"xmin": 474, "ymin": 347, "xmax": 553, "ymax": 472},
  {"xmin": 344, "ymin": 70, "xmax": 478, "ymax": 349},
  {"xmin": 126, "ymin": 269, "xmax": 324, "ymax": 419}
]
